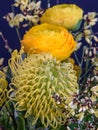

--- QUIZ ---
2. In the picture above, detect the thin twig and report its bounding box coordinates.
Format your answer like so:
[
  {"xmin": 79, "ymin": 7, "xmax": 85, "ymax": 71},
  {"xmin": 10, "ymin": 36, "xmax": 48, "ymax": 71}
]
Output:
[
  {"xmin": 0, "ymin": 32, "xmax": 12, "ymax": 53},
  {"xmin": 11, "ymin": 5, "xmax": 21, "ymax": 42}
]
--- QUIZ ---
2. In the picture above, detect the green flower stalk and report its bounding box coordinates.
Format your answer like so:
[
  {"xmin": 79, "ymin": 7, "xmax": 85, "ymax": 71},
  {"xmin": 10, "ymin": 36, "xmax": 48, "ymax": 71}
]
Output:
[
  {"xmin": 8, "ymin": 48, "xmax": 78, "ymax": 128},
  {"xmin": 0, "ymin": 71, "xmax": 8, "ymax": 107}
]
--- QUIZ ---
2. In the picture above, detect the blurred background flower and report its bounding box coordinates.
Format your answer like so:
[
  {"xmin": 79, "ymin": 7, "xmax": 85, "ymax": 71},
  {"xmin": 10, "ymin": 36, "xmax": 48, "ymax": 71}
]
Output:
[
  {"xmin": 4, "ymin": 0, "xmax": 43, "ymax": 28},
  {"xmin": 0, "ymin": 71, "xmax": 8, "ymax": 107}
]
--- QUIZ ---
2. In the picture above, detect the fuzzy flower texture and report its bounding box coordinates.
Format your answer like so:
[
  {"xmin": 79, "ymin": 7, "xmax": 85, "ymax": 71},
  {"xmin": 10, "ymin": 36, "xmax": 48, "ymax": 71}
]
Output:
[{"xmin": 8, "ymin": 48, "xmax": 78, "ymax": 128}]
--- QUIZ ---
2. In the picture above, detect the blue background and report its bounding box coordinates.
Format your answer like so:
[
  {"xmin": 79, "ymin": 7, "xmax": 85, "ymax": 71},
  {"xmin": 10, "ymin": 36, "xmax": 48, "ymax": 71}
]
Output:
[{"xmin": 0, "ymin": 0, "xmax": 98, "ymax": 66}]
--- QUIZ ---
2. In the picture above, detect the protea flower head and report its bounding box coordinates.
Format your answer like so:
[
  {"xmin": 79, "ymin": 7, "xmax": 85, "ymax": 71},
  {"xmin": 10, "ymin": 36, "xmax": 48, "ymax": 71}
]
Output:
[
  {"xmin": 0, "ymin": 71, "xmax": 8, "ymax": 107},
  {"xmin": 8, "ymin": 48, "xmax": 78, "ymax": 128}
]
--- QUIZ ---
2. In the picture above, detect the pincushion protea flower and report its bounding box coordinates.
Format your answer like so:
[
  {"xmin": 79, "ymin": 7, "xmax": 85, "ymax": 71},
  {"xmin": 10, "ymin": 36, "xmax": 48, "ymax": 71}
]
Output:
[
  {"xmin": 0, "ymin": 71, "xmax": 8, "ymax": 106},
  {"xmin": 40, "ymin": 4, "xmax": 83, "ymax": 31},
  {"xmin": 21, "ymin": 23, "xmax": 76, "ymax": 61},
  {"xmin": 8, "ymin": 48, "xmax": 78, "ymax": 128}
]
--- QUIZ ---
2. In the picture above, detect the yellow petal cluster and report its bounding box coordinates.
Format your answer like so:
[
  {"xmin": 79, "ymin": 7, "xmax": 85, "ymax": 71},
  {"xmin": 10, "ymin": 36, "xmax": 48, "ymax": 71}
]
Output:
[
  {"xmin": 21, "ymin": 23, "xmax": 76, "ymax": 61},
  {"xmin": 0, "ymin": 71, "xmax": 8, "ymax": 106},
  {"xmin": 40, "ymin": 4, "xmax": 83, "ymax": 30},
  {"xmin": 8, "ymin": 48, "xmax": 78, "ymax": 128}
]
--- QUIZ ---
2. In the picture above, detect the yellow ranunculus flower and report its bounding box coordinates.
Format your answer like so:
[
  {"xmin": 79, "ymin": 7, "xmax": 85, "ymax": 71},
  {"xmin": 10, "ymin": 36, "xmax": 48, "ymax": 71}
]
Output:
[
  {"xmin": 21, "ymin": 23, "xmax": 76, "ymax": 61},
  {"xmin": 40, "ymin": 4, "xmax": 83, "ymax": 30}
]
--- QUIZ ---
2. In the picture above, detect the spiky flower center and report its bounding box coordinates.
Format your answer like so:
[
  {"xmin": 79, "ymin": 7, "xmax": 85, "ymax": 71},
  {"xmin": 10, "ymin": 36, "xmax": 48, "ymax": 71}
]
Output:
[{"xmin": 8, "ymin": 49, "xmax": 78, "ymax": 128}]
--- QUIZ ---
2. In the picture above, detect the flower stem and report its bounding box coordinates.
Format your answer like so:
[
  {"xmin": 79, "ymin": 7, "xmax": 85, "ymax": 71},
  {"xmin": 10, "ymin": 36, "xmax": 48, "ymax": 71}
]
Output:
[
  {"xmin": 80, "ymin": 64, "xmax": 93, "ymax": 81},
  {"xmin": 74, "ymin": 52, "xmax": 80, "ymax": 65},
  {"xmin": 47, "ymin": 0, "xmax": 50, "ymax": 7},
  {"xmin": 11, "ymin": 5, "xmax": 21, "ymax": 42},
  {"xmin": 0, "ymin": 32, "xmax": 12, "ymax": 53},
  {"xmin": 15, "ymin": 27, "xmax": 21, "ymax": 42}
]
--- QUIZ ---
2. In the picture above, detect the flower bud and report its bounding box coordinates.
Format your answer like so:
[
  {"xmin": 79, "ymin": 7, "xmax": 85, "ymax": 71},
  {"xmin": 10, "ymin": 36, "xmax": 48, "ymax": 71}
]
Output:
[{"xmin": 40, "ymin": 4, "xmax": 83, "ymax": 31}]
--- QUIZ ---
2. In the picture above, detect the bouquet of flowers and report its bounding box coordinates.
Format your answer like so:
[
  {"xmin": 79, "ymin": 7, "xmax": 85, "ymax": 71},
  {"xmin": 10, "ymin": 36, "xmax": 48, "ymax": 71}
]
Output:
[{"xmin": 0, "ymin": 0, "xmax": 98, "ymax": 129}]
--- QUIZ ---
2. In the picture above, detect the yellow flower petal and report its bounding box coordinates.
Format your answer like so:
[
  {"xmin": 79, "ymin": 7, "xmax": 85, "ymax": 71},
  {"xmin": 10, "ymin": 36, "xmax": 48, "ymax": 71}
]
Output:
[
  {"xmin": 21, "ymin": 23, "xmax": 76, "ymax": 61},
  {"xmin": 0, "ymin": 71, "xmax": 8, "ymax": 106},
  {"xmin": 40, "ymin": 4, "xmax": 83, "ymax": 30}
]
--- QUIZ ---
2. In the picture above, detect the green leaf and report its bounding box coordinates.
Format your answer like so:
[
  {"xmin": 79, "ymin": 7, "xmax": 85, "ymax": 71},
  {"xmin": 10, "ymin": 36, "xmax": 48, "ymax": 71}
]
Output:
[
  {"xmin": 26, "ymin": 116, "xmax": 36, "ymax": 130},
  {"xmin": 6, "ymin": 123, "xmax": 16, "ymax": 130},
  {"xmin": 6, "ymin": 66, "xmax": 12, "ymax": 80},
  {"xmin": 75, "ymin": 33, "xmax": 83, "ymax": 42},
  {"xmin": 68, "ymin": 123, "xmax": 78, "ymax": 130},
  {"xmin": 51, "ymin": 125, "xmax": 65, "ymax": 130},
  {"xmin": 16, "ymin": 115, "xmax": 25, "ymax": 130}
]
